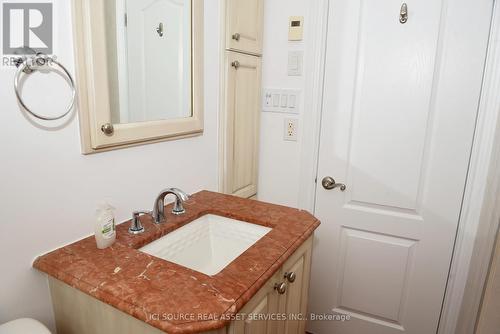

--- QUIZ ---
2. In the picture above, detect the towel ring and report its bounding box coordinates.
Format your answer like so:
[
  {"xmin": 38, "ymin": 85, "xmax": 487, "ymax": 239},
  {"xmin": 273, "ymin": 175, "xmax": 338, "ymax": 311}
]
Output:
[{"xmin": 14, "ymin": 54, "xmax": 76, "ymax": 121}]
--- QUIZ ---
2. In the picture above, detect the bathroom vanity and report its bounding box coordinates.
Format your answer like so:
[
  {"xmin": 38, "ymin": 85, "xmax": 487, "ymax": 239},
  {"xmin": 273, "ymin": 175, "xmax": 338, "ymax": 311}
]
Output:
[{"xmin": 34, "ymin": 191, "xmax": 319, "ymax": 334}]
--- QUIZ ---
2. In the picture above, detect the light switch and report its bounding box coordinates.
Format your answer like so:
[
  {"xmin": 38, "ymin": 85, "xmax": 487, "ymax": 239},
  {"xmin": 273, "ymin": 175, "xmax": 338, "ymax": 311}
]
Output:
[
  {"xmin": 289, "ymin": 94, "xmax": 297, "ymax": 108},
  {"xmin": 273, "ymin": 94, "xmax": 280, "ymax": 107},
  {"xmin": 262, "ymin": 88, "xmax": 301, "ymax": 114},
  {"xmin": 281, "ymin": 94, "xmax": 288, "ymax": 108},
  {"xmin": 264, "ymin": 93, "xmax": 272, "ymax": 107},
  {"xmin": 289, "ymin": 16, "xmax": 304, "ymax": 41},
  {"xmin": 288, "ymin": 51, "xmax": 303, "ymax": 76}
]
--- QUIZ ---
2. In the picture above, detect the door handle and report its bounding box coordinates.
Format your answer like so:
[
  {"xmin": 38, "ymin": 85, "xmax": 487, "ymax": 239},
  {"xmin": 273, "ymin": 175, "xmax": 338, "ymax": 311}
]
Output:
[
  {"xmin": 322, "ymin": 177, "xmax": 346, "ymax": 191},
  {"xmin": 400, "ymin": 3, "xmax": 408, "ymax": 24},
  {"xmin": 156, "ymin": 22, "xmax": 164, "ymax": 37}
]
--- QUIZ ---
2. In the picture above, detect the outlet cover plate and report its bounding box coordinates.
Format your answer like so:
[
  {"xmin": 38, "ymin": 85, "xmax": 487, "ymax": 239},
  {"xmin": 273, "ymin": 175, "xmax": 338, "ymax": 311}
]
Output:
[{"xmin": 284, "ymin": 118, "xmax": 299, "ymax": 141}]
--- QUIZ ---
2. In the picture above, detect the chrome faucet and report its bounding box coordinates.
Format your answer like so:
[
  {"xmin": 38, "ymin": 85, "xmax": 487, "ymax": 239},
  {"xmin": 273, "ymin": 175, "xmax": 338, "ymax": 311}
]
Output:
[{"xmin": 152, "ymin": 188, "xmax": 190, "ymax": 224}]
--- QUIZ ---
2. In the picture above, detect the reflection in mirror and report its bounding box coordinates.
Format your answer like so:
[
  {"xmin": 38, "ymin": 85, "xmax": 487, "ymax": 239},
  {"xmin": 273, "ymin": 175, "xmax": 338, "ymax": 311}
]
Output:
[{"xmin": 103, "ymin": 0, "xmax": 192, "ymax": 124}]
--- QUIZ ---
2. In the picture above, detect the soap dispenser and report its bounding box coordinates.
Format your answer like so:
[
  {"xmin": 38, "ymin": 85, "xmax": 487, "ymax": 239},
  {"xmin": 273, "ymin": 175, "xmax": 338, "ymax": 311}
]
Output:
[{"xmin": 95, "ymin": 203, "xmax": 116, "ymax": 249}]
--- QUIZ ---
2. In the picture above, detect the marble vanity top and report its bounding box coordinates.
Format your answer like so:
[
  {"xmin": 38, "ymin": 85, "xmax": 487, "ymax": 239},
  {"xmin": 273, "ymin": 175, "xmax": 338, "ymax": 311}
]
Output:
[{"xmin": 33, "ymin": 191, "xmax": 320, "ymax": 334}]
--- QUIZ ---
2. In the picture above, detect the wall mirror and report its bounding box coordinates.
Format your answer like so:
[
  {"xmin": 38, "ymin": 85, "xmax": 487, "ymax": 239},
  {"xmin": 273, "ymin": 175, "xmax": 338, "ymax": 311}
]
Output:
[{"xmin": 73, "ymin": 0, "xmax": 203, "ymax": 153}]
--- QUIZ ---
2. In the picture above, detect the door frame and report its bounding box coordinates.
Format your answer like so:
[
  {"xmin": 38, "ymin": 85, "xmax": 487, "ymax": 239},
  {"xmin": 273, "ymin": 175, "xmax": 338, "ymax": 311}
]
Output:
[
  {"xmin": 438, "ymin": 1, "xmax": 500, "ymax": 332},
  {"xmin": 298, "ymin": 0, "xmax": 500, "ymax": 332}
]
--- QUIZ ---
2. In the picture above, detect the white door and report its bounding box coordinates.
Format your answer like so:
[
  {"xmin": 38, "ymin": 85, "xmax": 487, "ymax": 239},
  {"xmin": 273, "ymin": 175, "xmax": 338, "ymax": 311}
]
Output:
[
  {"xmin": 125, "ymin": 0, "xmax": 191, "ymax": 122},
  {"xmin": 308, "ymin": 0, "xmax": 492, "ymax": 333}
]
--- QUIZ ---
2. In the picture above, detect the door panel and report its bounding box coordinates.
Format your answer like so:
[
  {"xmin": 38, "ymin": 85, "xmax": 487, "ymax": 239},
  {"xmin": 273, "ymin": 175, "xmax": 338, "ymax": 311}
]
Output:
[
  {"xmin": 337, "ymin": 228, "xmax": 416, "ymax": 323},
  {"xmin": 347, "ymin": 0, "xmax": 439, "ymax": 212},
  {"xmin": 308, "ymin": 0, "xmax": 492, "ymax": 333},
  {"xmin": 243, "ymin": 297, "xmax": 269, "ymax": 334},
  {"xmin": 224, "ymin": 52, "xmax": 261, "ymax": 198},
  {"xmin": 229, "ymin": 272, "xmax": 281, "ymax": 334},
  {"xmin": 226, "ymin": 0, "xmax": 264, "ymax": 55}
]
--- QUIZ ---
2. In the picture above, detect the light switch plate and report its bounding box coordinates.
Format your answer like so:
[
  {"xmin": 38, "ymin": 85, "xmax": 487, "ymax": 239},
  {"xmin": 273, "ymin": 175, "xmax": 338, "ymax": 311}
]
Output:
[
  {"xmin": 289, "ymin": 16, "xmax": 304, "ymax": 41},
  {"xmin": 288, "ymin": 51, "xmax": 303, "ymax": 76},
  {"xmin": 262, "ymin": 89, "xmax": 301, "ymax": 114}
]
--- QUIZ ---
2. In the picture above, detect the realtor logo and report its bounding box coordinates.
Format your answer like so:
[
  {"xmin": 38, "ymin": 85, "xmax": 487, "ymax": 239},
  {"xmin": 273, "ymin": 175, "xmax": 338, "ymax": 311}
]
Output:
[{"xmin": 2, "ymin": 2, "xmax": 53, "ymax": 55}]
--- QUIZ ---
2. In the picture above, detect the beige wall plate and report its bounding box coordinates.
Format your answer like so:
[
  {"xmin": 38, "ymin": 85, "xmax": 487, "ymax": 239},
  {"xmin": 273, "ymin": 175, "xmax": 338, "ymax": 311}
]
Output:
[{"xmin": 288, "ymin": 16, "xmax": 304, "ymax": 41}]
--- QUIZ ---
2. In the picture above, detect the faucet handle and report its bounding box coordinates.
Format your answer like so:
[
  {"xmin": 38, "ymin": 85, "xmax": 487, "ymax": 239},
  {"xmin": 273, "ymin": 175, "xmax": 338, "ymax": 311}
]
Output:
[
  {"xmin": 129, "ymin": 211, "xmax": 150, "ymax": 235},
  {"xmin": 170, "ymin": 188, "xmax": 190, "ymax": 215}
]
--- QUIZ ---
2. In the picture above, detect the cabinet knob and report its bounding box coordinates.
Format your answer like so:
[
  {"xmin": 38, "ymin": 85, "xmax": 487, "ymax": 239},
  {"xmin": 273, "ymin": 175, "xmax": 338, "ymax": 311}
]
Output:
[
  {"xmin": 274, "ymin": 282, "xmax": 287, "ymax": 295},
  {"xmin": 101, "ymin": 123, "xmax": 114, "ymax": 136},
  {"xmin": 285, "ymin": 272, "xmax": 297, "ymax": 283},
  {"xmin": 231, "ymin": 61, "xmax": 240, "ymax": 69},
  {"xmin": 232, "ymin": 33, "xmax": 241, "ymax": 41}
]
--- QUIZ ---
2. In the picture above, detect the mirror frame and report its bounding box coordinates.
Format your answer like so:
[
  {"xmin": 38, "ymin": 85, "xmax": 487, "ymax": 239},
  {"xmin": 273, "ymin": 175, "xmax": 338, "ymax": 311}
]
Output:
[{"xmin": 72, "ymin": 0, "xmax": 204, "ymax": 154}]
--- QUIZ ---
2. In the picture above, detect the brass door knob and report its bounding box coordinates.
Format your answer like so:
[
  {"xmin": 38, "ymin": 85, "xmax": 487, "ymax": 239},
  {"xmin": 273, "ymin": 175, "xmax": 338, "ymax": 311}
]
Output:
[
  {"xmin": 285, "ymin": 272, "xmax": 297, "ymax": 283},
  {"xmin": 274, "ymin": 282, "xmax": 287, "ymax": 295},
  {"xmin": 101, "ymin": 123, "xmax": 114, "ymax": 136},
  {"xmin": 322, "ymin": 177, "xmax": 346, "ymax": 191}
]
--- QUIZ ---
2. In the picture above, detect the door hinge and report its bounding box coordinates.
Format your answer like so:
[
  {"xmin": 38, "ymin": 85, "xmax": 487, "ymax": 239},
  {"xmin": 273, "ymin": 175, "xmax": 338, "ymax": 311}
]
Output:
[{"xmin": 124, "ymin": 13, "xmax": 128, "ymax": 27}]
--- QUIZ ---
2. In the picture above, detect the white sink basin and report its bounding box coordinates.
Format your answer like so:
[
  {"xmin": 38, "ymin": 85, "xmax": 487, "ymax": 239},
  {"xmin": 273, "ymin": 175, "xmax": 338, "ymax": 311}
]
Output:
[{"xmin": 140, "ymin": 214, "xmax": 272, "ymax": 276}]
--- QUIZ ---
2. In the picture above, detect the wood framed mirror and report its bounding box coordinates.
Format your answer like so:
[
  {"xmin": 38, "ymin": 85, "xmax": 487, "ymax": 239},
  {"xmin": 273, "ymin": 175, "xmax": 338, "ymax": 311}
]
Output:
[{"xmin": 72, "ymin": 0, "xmax": 204, "ymax": 154}]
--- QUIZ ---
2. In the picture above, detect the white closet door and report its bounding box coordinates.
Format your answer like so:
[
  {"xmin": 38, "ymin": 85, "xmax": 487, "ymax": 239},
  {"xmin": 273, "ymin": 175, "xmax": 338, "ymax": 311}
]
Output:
[{"xmin": 308, "ymin": 0, "xmax": 492, "ymax": 333}]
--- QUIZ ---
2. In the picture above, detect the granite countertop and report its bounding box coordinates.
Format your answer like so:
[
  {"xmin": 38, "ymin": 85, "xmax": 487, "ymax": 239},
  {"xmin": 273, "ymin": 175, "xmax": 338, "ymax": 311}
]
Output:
[{"xmin": 33, "ymin": 191, "xmax": 320, "ymax": 334}]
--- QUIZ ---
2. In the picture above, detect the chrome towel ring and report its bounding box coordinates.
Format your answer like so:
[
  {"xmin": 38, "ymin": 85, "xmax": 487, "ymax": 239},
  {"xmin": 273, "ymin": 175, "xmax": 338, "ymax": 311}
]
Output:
[{"xmin": 14, "ymin": 54, "xmax": 76, "ymax": 121}]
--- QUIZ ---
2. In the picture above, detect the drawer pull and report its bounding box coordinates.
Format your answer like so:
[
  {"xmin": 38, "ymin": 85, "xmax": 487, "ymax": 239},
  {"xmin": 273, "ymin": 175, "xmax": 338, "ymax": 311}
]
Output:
[
  {"xmin": 285, "ymin": 272, "xmax": 297, "ymax": 283},
  {"xmin": 274, "ymin": 282, "xmax": 287, "ymax": 295}
]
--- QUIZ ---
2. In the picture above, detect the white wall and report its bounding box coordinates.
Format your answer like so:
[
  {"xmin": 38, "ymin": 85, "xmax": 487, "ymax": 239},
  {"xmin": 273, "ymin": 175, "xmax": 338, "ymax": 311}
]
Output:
[
  {"xmin": 0, "ymin": 0, "xmax": 221, "ymax": 331},
  {"xmin": 258, "ymin": 0, "xmax": 313, "ymax": 208}
]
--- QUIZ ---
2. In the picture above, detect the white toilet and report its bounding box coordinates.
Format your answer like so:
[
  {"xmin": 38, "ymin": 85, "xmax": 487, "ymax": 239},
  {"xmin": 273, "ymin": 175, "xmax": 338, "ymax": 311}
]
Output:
[{"xmin": 0, "ymin": 319, "xmax": 51, "ymax": 334}]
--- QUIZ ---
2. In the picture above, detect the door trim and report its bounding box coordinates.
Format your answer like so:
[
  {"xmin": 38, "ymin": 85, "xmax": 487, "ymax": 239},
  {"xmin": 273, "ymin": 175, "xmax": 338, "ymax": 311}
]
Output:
[
  {"xmin": 297, "ymin": 0, "xmax": 329, "ymax": 213},
  {"xmin": 439, "ymin": 1, "xmax": 500, "ymax": 333},
  {"xmin": 301, "ymin": 0, "xmax": 500, "ymax": 332}
]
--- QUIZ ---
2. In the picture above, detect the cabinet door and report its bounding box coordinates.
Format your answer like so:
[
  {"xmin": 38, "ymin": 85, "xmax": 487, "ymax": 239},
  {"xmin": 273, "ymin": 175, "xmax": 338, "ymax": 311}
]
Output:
[
  {"xmin": 226, "ymin": 0, "xmax": 264, "ymax": 55},
  {"xmin": 229, "ymin": 272, "xmax": 281, "ymax": 334},
  {"xmin": 279, "ymin": 237, "xmax": 313, "ymax": 334},
  {"xmin": 224, "ymin": 51, "xmax": 261, "ymax": 198}
]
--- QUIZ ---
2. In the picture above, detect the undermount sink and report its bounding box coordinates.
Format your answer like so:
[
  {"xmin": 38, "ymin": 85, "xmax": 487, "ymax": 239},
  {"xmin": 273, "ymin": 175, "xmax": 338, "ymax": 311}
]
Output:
[{"xmin": 139, "ymin": 214, "xmax": 272, "ymax": 276}]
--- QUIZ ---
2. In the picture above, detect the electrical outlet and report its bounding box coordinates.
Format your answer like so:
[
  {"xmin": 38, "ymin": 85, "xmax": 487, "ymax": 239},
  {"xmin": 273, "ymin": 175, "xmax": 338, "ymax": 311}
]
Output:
[{"xmin": 284, "ymin": 118, "xmax": 299, "ymax": 141}]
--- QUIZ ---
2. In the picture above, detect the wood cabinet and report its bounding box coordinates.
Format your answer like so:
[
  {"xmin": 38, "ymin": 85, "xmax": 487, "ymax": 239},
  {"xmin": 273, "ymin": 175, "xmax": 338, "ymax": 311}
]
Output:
[
  {"xmin": 220, "ymin": 0, "xmax": 264, "ymax": 199},
  {"xmin": 48, "ymin": 236, "xmax": 313, "ymax": 334},
  {"xmin": 278, "ymin": 237, "xmax": 313, "ymax": 334},
  {"xmin": 228, "ymin": 271, "xmax": 281, "ymax": 334},
  {"xmin": 225, "ymin": 0, "xmax": 264, "ymax": 55},
  {"xmin": 229, "ymin": 236, "xmax": 313, "ymax": 334},
  {"xmin": 223, "ymin": 52, "xmax": 262, "ymax": 198}
]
